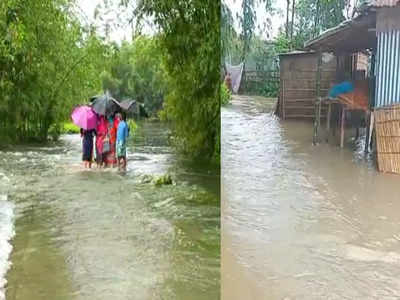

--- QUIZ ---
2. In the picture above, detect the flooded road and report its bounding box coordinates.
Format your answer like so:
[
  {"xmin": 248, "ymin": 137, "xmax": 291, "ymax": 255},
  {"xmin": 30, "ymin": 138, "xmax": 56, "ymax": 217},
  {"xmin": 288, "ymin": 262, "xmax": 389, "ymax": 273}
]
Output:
[
  {"xmin": 0, "ymin": 121, "xmax": 219, "ymax": 300},
  {"xmin": 222, "ymin": 95, "xmax": 400, "ymax": 300}
]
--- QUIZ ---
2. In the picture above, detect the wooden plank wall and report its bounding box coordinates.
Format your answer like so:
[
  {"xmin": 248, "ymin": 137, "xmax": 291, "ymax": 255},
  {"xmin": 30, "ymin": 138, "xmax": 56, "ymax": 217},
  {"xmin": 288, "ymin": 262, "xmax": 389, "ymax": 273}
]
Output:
[{"xmin": 279, "ymin": 53, "xmax": 337, "ymax": 119}]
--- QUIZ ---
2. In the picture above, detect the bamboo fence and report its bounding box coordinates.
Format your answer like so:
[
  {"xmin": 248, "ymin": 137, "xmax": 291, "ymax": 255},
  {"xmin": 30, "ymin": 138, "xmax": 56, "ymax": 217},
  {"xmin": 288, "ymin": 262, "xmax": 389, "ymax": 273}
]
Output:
[{"xmin": 375, "ymin": 104, "xmax": 400, "ymax": 174}]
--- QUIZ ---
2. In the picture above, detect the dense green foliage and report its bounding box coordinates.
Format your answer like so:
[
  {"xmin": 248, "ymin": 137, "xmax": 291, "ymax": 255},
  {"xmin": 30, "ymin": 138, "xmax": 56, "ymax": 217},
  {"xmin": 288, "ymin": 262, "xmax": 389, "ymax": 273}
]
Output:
[
  {"xmin": 221, "ymin": 83, "xmax": 231, "ymax": 106},
  {"xmin": 282, "ymin": 0, "xmax": 347, "ymax": 50},
  {"xmin": 136, "ymin": 0, "xmax": 220, "ymax": 160},
  {"xmin": 221, "ymin": 1, "xmax": 235, "ymax": 64},
  {"xmin": 48, "ymin": 122, "xmax": 79, "ymax": 141},
  {"xmin": 1, "ymin": 0, "xmax": 220, "ymax": 163},
  {"xmin": 101, "ymin": 36, "xmax": 166, "ymax": 115},
  {"xmin": 240, "ymin": 0, "xmax": 256, "ymax": 61},
  {"xmin": 126, "ymin": 119, "xmax": 138, "ymax": 136},
  {"xmin": 0, "ymin": 0, "xmax": 110, "ymax": 143},
  {"xmin": 62, "ymin": 122, "xmax": 80, "ymax": 134}
]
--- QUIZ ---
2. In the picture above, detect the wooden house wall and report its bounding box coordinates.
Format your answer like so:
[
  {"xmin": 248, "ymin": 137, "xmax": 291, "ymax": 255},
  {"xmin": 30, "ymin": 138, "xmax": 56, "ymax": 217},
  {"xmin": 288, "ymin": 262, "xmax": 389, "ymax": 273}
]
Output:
[{"xmin": 279, "ymin": 53, "xmax": 336, "ymax": 119}]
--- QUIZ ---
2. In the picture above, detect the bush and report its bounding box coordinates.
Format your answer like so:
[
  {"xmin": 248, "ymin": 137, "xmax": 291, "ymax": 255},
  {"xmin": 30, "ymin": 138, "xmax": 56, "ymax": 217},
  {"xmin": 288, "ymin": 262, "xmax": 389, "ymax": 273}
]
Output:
[
  {"xmin": 62, "ymin": 122, "xmax": 80, "ymax": 134},
  {"xmin": 48, "ymin": 123, "xmax": 62, "ymax": 141},
  {"xmin": 221, "ymin": 83, "xmax": 232, "ymax": 105},
  {"xmin": 127, "ymin": 119, "xmax": 138, "ymax": 136},
  {"xmin": 259, "ymin": 80, "xmax": 279, "ymax": 97}
]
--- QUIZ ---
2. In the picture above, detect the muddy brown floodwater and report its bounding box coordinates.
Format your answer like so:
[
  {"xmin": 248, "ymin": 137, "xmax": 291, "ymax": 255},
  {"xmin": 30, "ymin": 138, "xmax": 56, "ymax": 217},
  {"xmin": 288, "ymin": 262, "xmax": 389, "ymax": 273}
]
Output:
[
  {"xmin": 222, "ymin": 95, "xmax": 400, "ymax": 300},
  {"xmin": 0, "ymin": 120, "xmax": 219, "ymax": 300}
]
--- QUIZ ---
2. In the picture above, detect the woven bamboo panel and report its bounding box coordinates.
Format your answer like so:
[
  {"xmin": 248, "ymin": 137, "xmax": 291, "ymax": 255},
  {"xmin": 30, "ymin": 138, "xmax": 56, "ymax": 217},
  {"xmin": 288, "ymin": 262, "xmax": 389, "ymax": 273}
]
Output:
[{"xmin": 375, "ymin": 104, "xmax": 400, "ymax": 174}]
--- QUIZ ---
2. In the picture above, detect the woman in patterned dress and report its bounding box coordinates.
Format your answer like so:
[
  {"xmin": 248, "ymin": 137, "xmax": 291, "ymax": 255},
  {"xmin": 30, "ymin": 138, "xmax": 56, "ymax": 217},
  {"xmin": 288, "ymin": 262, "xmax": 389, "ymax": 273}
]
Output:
[{"xmin": 104, "ymin": 115, "xmax": 119, "ymax": 167}]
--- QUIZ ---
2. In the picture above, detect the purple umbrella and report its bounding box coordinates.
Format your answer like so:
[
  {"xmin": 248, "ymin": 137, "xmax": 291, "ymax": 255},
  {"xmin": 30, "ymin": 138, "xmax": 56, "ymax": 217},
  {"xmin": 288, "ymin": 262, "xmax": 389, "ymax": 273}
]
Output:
[{"xmin": 71, "ymin": 106, "xmax": 98, "ymax": 130}]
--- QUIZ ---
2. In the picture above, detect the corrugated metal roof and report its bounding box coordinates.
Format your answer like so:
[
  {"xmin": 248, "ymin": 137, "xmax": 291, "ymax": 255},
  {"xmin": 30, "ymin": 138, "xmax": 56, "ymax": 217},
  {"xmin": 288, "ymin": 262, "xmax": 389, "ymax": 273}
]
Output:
[
  {"xmin": 304, "ymin": 14, "xmax": 376, "ymax": 52},
  {"xmin": 278, "ymin": 50, "xmax": 315, "ymax": 57},
  {"xmin": 369, "ymin": 0, "xmax": 400, "ymax": 7}
]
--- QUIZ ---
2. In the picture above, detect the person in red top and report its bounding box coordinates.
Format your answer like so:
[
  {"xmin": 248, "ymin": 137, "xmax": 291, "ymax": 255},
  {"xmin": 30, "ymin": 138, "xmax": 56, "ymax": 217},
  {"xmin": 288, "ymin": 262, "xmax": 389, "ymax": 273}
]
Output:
[
  {"xmin": 104, "ymin": 115, "xmax": 120, "ymax": 167},
  {"xmin": 95, "ymin": 115, "xmax": 107, "ymax": 168}
]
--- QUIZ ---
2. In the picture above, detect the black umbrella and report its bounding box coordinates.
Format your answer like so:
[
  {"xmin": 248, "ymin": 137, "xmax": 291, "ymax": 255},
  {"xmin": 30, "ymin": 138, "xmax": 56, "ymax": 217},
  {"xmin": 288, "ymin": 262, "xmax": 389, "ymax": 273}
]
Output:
[
  {"xmin": 119, "ymin": 99, "xmax": 137, "ymax": 112},
  {"xmin": 91, "ymin": 93, "xmax": 120, "ymax": 117}
]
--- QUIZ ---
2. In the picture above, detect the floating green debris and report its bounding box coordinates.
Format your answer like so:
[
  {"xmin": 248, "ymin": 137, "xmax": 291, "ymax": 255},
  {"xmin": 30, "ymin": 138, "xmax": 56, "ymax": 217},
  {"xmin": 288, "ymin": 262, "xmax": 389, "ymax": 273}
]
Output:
[
  {"xmin": 153, "ymin": 174, "xmax": 173, "ymax": 186},
  {"xmin": 139, "ymin": 174, "xmax": 175, "ymax": 186}
]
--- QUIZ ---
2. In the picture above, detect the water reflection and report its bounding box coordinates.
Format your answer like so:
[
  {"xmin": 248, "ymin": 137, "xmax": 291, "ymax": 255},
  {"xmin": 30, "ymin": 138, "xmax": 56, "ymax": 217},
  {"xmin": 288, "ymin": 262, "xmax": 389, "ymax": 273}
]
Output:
[
  {"xmin": 2, "ymin": 120, "xmax": 219, "ymax": 300},
  {"xmin": 222, "ymin": 95, "xmax": 400, "ymax": 300}
]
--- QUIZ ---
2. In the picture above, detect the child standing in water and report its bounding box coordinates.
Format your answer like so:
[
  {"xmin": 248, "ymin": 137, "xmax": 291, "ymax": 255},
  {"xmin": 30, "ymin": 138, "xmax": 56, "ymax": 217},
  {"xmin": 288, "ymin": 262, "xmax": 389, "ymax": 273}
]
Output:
[
  {"xmin": 80, "ymin": 128, "xmax": 96, "ymax": 168},
  {"xmin": 116, "ymin": 113, "xmax": 129, "ymax": 170}
]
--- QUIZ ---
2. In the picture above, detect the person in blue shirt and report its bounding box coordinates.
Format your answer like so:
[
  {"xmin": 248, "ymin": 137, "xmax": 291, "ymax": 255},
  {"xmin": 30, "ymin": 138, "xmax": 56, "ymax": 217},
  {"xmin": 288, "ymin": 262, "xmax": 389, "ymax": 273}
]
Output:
[{"xmin": 116, "ymin": 113, "xmax": 129, "ymax": 170}]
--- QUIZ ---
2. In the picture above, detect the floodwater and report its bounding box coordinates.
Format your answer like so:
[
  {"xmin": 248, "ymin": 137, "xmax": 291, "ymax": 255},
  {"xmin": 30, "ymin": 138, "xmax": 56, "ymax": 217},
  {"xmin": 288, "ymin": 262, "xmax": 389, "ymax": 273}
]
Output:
[
  {"xmin": 0, "ymin": 121, "xmax": 220, "ymax": 300},
  {"xmin": 222, "ymin": 95, "xmax": 400, "ymax": 300}
]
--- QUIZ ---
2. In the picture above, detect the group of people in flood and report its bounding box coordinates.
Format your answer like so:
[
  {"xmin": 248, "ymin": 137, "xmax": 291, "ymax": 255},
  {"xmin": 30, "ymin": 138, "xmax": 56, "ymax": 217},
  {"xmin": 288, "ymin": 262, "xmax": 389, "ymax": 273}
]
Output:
[{"xmin": 80, "ymin": 112, "xmax": 130, "ymax": 170}]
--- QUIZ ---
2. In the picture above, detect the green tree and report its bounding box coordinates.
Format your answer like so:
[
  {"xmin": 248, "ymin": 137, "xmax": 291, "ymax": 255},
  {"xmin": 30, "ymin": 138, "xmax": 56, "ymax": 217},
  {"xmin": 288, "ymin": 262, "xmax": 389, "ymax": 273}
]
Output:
[
  {"xmin": 134, "ymin": 0, "xmax": 221, "ymax": 160},
  {"xmin": 102, "ymin": 36, "xmax": 166, "ymax": 115},
  {"xmin": 221, "ymin": 1, "xmax": 235, "ymax": 64},
  {"xmin": 240, "ymin": 0, "xmax": 256, "ymax": 61},
  {"xmin": 288, "ymin": 0, "xmax": 347, "ymax": 48},
  {"xmin": 0, "ymin": 0, "xmax": 109, "ymax": 142}
]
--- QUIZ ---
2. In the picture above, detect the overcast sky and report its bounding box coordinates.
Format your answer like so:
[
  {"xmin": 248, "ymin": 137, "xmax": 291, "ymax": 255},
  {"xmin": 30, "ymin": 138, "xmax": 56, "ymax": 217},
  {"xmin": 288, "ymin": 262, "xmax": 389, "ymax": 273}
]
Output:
[
  {"xmin": 76, "ymin": 0, "xmax": 133, "ymax": 43},
  {"xmin": 224, "ymin": 0, "xmax": 357, "ymax": 40},
  {"xmin": 77, "ymin": 0, "xmax": 355, "ymax": 42},
  {"xmin": 76, "ymin": 0, "xmax": 294, "ymax": 42},
  {"xmin": 224, "ymin": 0, "xmax": 287, "ymax": 39}
]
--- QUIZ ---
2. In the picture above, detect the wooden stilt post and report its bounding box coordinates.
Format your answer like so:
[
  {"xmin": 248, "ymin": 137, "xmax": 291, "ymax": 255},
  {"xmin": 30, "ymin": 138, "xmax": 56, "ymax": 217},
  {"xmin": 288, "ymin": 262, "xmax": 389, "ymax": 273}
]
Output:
[
  {"xmin": 365, "ymin": 110, "xmax": 371, "ymax": 153},
  {"xmin": 332, "ymin": 104, "xmax": 337, "ymax": 137},
  {"xmin": 318, "ymin": 97, "xmax": 321, "ymax": 132},
  {"xmin": 313, "ymin": 98, "xmax": 321, "ymax": 145},
  {"xmin": 368, "ymin": 110, "xmax": 374, "ymax": 150},
  {"xmin": 313, "ymin": 99, "xmax": 318, "ymax": 144},
  {"xmin": 365, "ymin": 52, "xmax": 376, "ymax": 153},
  {"xmin": 313, "ymin": 50, "xmax": 323, "ymax": 145},
  {"xmin": 340, "ymin": 106, "xmax": 346, "ymax": 148},
  {"xmin": 282, "ymin": 80, "xmax": 286, "ymax": 120},
  {"xmin": 326, "ymin": 102, "xmax": 331, "ymax": 142}
]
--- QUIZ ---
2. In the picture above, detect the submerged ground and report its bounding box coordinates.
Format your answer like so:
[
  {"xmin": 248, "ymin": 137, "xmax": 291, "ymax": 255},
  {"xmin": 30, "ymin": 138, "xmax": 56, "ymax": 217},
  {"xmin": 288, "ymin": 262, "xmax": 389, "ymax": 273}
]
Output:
[
  {"xmin": 222, "ymin": 95, "xmax": 400, "ymax": 300},
  {"xmin": 0, "ymin": 121, "xmax": 220, "ymax": 300}
]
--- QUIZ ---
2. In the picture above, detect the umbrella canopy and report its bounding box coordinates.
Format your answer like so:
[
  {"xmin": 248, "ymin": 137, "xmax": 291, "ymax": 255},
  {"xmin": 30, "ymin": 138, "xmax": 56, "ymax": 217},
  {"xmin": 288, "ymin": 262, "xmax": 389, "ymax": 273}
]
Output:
[
  {"xmin": 91, "ymin": 93, "xmax": 120, "ymax": 117},
  {"xmin": 71, "ymin": 106, "xmax": 98, "ymax": 130},
  {"xmin": 119, "ymin": 99, "xmax": 136, "ymax": 112}
]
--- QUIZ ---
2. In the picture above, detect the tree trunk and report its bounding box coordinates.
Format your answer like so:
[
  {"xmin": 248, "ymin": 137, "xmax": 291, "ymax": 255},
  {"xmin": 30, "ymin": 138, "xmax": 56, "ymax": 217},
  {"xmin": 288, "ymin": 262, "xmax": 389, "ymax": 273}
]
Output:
[
  {"xmin": 286, "ymin": 0, "xmax": 290, "ymax": 39},
  {"xmin": 290, "ymin": 0, "xmax": 295, "ymax": 46},
  {"xmin": 314, "ymin": 0, "xmax": 320, "ymax": 38}
]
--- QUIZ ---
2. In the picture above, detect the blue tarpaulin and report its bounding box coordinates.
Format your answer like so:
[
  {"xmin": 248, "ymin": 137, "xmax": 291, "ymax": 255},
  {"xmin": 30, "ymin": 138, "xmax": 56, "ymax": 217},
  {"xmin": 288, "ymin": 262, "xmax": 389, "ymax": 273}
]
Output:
[{"xmin": 328, "ymin": 81, "xmax": 354, "ymax": 98}]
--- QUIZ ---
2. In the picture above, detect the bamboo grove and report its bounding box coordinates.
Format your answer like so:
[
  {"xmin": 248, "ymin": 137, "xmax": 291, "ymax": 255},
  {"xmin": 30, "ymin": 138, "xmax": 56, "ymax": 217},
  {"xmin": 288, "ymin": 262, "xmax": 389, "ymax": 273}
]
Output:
[
  {"xmin": 0, "ymin": 0, "xmax": 111, "ymax": 143},
  {"xmin": 0, "ymin": 0, "xmax": 220, "ymax": 162}
]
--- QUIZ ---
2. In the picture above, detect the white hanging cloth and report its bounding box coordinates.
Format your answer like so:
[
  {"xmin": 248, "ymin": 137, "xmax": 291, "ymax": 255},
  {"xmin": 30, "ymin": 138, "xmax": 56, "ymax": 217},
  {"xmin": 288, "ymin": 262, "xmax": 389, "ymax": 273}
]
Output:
[{"xmin": 225, "ymin": 63, "xmax": 244, "ymax": 94}]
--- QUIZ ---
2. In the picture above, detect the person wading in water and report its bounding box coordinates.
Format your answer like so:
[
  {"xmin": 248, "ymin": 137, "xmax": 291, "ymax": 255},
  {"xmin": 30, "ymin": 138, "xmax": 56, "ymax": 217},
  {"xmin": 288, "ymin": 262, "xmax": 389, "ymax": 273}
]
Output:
[
  {"xmin": 80, "ymin": 128, "xmax": 96, "ymax": 168},
  {"xmin": 116, "ymin": 113, "xmax": 130, "ymax": 171}
]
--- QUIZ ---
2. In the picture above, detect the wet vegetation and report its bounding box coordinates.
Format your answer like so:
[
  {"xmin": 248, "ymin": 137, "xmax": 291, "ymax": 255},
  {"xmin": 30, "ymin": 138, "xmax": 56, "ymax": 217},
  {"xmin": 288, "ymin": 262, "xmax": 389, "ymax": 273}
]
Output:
[
  {"xmin": 135, "ymin": 0, "xmax": 221, "ymax": 161},
  {"xmin": 221, "ymin": 83, "xmax": 231, "ymax": 106},
  {"xmin": 0, "ymin": 0, "xmax": 220, "ymax": 162},
  {"xmin": 101, "ymin": 36, "xmax": 166, "ymax": 115},
  {"xmin": 0, "ymin": 0, "xmax": 108, "ymax": 143}
]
